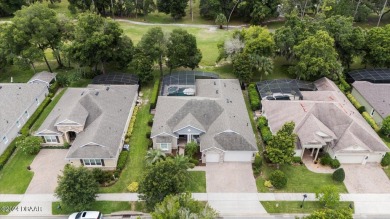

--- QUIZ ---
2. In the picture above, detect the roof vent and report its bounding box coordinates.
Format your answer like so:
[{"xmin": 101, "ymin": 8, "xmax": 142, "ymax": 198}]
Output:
[
  {"xmin": 19, "ymin": 87, "xmax": 21, "ymax": 89},
  {"xmin": 95, "ymin": 91, "xmax": 99, "ymax": 96},
  {"xmin": 81, "ymin": 91, "xmax": 84, "ymax": 96},
  {"xmin": 216, "ymin": 90, "xmax": 219, "ymax": 94},
  {"xmin": 106, "ymin": 87, "xmax": 110, "ymax": 91},
  {"xmin": 214, "ymin": 81, "xmax": 216, "ymax": 85},
  {"xmin": 226, "ymin": 98, "xmax": 229, "ymax": 103},
  {"xmin": 0, "ymin": 86, "xmax": 2, "ymax": 89},
  {"xmin": 224, "ymin": 83, "xmax": 226, "ymax": 87}
]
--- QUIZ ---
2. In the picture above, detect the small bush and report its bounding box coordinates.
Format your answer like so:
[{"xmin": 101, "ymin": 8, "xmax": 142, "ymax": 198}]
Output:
[
  {"xmin": 248, "ymin": 84, "xmax": 260, "ymax": 111},
  {"xmin": 253, "ymin": 167, "xmax": 260, "ymax": 176},
  {"xmin": 150, "ymin": 79, "xmax": 160, "ymax": 110},
  {"xmin": 116, "ymin": 151, "xmax": 129, "ymax": 171},
  {"xmin": 381, "ymin": 153, "xmax": 390, "ymax": 167},
  {"xmin": 185, "ymin": 141, "xmax": 199, "ymax": 157},
  {"xmin": 264, "ymin": 180, "xmax": 273, "ymax": 188},
  {"xmin": 127, "ymin": 182, "xmax": 139, "ymax": 192},
  {"xmin": 92, "ymin": 168, "xmax": 111, "ymax": 184},
  {"xmin": 15, "ymin": 136, "xmax": 42, "ymax": 155},
  {"xmin": 357, "ymin": 106, "xmax": 366, "ymax": 113},
  {"xmin": 292, "ymin": 156, "xmax": 302, "ymax": 164},
  {"xmin": 63, "ymin": 142, "xmax": 70, "ymax": 149},
  {"xmin": 260, "ymin": 126, "xmax": 272, "ymax": 143},
  {"xmin": 49, "ymin": 81, "xmax": 59, "ymax": 94},
  {"xmin": 320, "ymin": 153, "xmax": 332, "ymax": 166},
  {"xmin": 332, "ymin": 168, "xmax": 345, "ymax": 182},
  {"xmin": 257, "ymin": 116, "xmax": 268, "ymax": 129},
  {"xmin": 269, "ymin": 170, "xmax": 287, "ymax": 189},
  {"xmin": 147, "ymin": 117, "xmax": 153, "ymax": 126},
  {"xmin": 330, "ymin": 159, "xmax": 341, "ymax": 169},
  {"xmin": 189, "ymin": 158, "xmax": 199, "ymax": 166},
  {"xmin": 253, "ymin": 154, "xmax": 262, "ymax": 169},
  {"xmin": 148, "ymin": 139, "xmax": 153, "ymax": 148},
  {"xmin": 145, "ymin": 131, "xmax": 151, "ymax": 138},
  {"xmin": 362, "ymin": 112, "xmax": 380, "ymax": 132}
]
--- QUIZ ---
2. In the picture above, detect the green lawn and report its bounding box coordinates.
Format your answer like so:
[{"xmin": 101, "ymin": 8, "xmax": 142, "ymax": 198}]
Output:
[
  {"xmin": 0, "ymin": 202, "xmax": 20, "ymax": 215},
  {"xmin": 256, "ymin": 164, "xmax": 347, "ymax": 193},
  {"xmin": 31, "ymin": 89, "xmax": 67, "ymax": 132},
  {"xmin": 52, "ymin": 201, "xmax": 132, "ymax": 215},
  {"xmin": 0, "ymin": 148, "xmax": 35, "ymax": 193},
  {"xmin": 186, "ymin": 171, "xmax": 206, "ymax": 192},
  {"xmin": 261, "ymin": 201, "xmax": 353, "ymax": 214},
  {"xmin": 100, "ymin": 85, "xmax": 152, "ymax": 193},
  {"xmin": 384, "ymin": 167, "xmax": 390, "ymax": 180}
]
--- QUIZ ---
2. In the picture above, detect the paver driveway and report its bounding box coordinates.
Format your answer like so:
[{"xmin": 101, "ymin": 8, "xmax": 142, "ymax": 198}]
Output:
[
  {"xmin": 25, "ymin": 149, "xmax": 69, "ymax": 194},
  {"xmin": 343, "ymin": 164, "xmax": 390, "ymax": 193},
  {"xmin": 206, "ymin": 162, "xmax": 257, "ymax": 193}
]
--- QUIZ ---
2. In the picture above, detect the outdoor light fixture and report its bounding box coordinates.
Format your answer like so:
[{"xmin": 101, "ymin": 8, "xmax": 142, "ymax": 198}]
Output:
[{"xmin": 300, "ymin": 194, "xmax": 308, "ymax": 208}]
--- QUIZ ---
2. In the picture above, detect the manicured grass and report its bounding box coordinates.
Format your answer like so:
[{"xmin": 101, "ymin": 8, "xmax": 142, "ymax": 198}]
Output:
[
  {"xmin": 256, "ymin": 164, "xmax": 347, "ymax": 193},
  {"xmin": 100, "ymin": 86, "xmax": 152, "ymax": 193},
  {"xmin": 0, "ymin": 148, "xmax": 35, "ymax": 193},
  {"xmin": 31, "ymin": 89, "xmax": 67, "ymax": 132},
  {"xmin": 0, "ymin": 202, "xmax": 20, "ymax": 215},
  {"xmin": 0, "ymin": 65, "xmax": 37, "ymax": 83},
  {"xmin": 186, "ymin": 171, "xmax": 206, "ymax": 192},
  {"xmin": 261, "ymin": 201, "xmax": 354, "ymax": 214},
  {"xmin": 384, "ymin": 167, "xmax": 390, "ymax": 180},
  {"xmin": 52, "ymin": 201, "xmax": 132, "ymax": 215}
]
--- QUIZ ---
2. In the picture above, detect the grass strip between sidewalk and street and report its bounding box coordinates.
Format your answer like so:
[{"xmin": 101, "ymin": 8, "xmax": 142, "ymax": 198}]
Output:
[
  {"xmin": 261, "ymin": 201, "xmax": 354, "ymax": 214},
  {"xmin": 52, "ymin": 201, "xmax": 133, "ymax": 215},
  {"xmin": 0, "ymin": 202, "xmax": 20, "ymax": 215}
]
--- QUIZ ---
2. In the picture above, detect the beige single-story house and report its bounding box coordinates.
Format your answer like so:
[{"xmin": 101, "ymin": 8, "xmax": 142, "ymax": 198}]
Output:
[
  {"xmin": 34, "ymin": 85, "xmax": 138, "ymax": 170},
  {"xmin": 261, "ymin": 78, "xmax": 389, "ymax": 164},
  {"xmin": 151, "ymin": 79, "xmax": 258, "ymax": 163},
  {"xmin": 351, "ymin": 81, "xmax": 390, "ymax": 126},
  {"xmin": 27, "ymin": 71, "xmax": 57, "ymax": 86},
  {"xmin": 0, "ymin": 83, "xmax": 48, "ymax": 155}
]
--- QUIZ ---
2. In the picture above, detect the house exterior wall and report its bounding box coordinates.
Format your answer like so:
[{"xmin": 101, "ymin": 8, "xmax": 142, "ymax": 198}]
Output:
[
  {"xmin": 152, "ymin": 136, "xmax": 177, "ymax": 153},
  {"xmin": 69, "ymin": 158, "xmax": 117, "ymax": 171},
  {"xmin": 351, "ymin": 88, "xmax": 384, "ymax": 125},
  {"xmin": 57, "ymin": 125, "xmax": 84, "ymax": 134},
  {"xmin": 175, "ymin": 126, "xmax": 203, "ymax": 135},
  {"xmin": 202, "ymin": 148, "xmax": 224, "ymax": 163},
  {"xmin": 0, "ymin": 86, "xmax": 48, "ymax": 156},
  {"xmin": 40, "ymin": 134, "xmax": 65, "ymax": 146}
]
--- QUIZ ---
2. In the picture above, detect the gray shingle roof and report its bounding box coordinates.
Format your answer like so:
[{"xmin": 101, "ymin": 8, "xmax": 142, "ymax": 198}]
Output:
[
  {"xmin": 262, "ymin": 77, "xmax": 389, "ymax": 153},
  {"xmin": 0, "ymin": 83, "xmax": 47, "ymax": 135},
  {"xmin": 28, "ymin": 71, "xmax": 57, "ymax": 84},
  {"xmin": 352, "ymin": 81, "xmax": 390, "ymax": 118},
  {"xmin": 35, "ymin": 85, "xmax": 138, "ymax": 159},
  {"xmin": 152, "ymin": 79, "xmax": 257, "ymax": 152}
]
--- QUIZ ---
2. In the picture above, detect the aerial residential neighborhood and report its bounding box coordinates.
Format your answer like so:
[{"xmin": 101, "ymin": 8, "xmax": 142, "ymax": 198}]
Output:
[{"xmin": 0, "ymin": 0, "xmax": 390, "ymax": 219}]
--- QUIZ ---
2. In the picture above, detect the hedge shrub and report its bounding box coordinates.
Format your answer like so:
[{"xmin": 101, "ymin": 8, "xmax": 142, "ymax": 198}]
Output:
[
  {"xmin": 269, "ymin": 170, "xmax": 287, "ymax": 189},
  {"xmin": 320, "ymin": 153, "xmax": 332, "ymax": 166},
  {"xmin": 20, "ymin": 96, "xmax": 52, "ymax": 136},
  {"xmin": 337, "ymin": 78, "xmax": 351, "ymax": 93},
  {"xmin": 292, "ymin": 156, "xmax": 302, "ymax": 164},
  {"xmin": 260, "ymin": 126, "xmax": 272, "ymax": 143},
  {"xmin": 362, "ymin": 112, "xmax": 380, "ymax": 132},
  {"xmin": 332, "ymin": 168, "xmax": 345, "ymax": 182},
  {"xmin": 49, "ymin": 81, "xmax": 59, "ymax": 94},
  {"xmin": 253, "ymin": 153, "xmax": 262, "ymax": 169},
  {"xmin": 248, "ymin": 84, "xmax": 260, "ymax": 111},
  {"xmin": 381, "ymin": 153, "xmax": 390, "ymax": 167},
  {"xmin": 346, "ymin": 93, "xmax": 362, "ymax": 110},
  {"xmin": 116, "ymin": 151, "xmax": 129, "ymax": 171},
  {"xmin": 126, "ymin": 106, "xmax": 139, "ymax": 138},
  {"xmin": 150, "ymin": 79, "xmax": 160, "ymax": 110},
  {"xmin": 0, "ymin": 139, "xmax": 19, "ymax": 170},
  {"xmin": 257, "ymin": 116, "xmax": 268, "ymax": 129},
  {"xmin": 330, "ymin": 159, "xmax": 341, "ymax": 169}
]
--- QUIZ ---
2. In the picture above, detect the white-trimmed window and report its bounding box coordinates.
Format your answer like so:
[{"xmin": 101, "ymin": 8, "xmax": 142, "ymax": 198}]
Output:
[
  {"xmin": 44, "ymin": 136, "xmax": 58, "ymax": 143},
  {"xmin": 370, "ymin": 109, "xmax": 375, "ymax": 116},
  {"xmin": 3, "ymin": 136, "xmax": 8, "ymax": 144},
  {"xmin": 83, "ymin": 159, "xmax": 103, "ymax": 166},
  {"xmin": 159, "ymin": 143, "xmax": 170, "ymax": 151},
  {"xmin": 16, "ymin": 120, "xmax": 21, "ymax": 128}
]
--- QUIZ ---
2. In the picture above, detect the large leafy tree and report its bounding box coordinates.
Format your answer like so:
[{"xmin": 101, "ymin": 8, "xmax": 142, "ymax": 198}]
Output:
[
  {"xmin": 240, "ymin": 26, "xmax": 275, "ymax": 57},
  {"xmin": 364, "ymin": 25, "xmax": 390, "ymax": 67},
  {"xmin": 67, "ymin": 12, "xmax": 134, "ymax": 73},
  {"xmin": 152, "ymin": 193, "xmax": 218, "ymax": 219},
  {"xmin": 8, "ymin": 3, "xmax": 63, "ymax": 72},
  {"xmin": 139, "ymin": 158, "xmax": 190, "ymax": 210},
  {"xmin": 157, "ymin": 0, "xmax": 187, "ymax": 20},
  {"xmin": 137, "ymin": 27, "xmax": 167, "ymax": 78},
  {"xmin": 55, "ymin": 165, "xmax": 98, "ymax": 211},
  {"xmin": 232, "ymin": 52, "xmax": 253, "ymax": 83},
  {"xmin": 290, "ymin": 30, "xmax": 343, "ymax": 80},
  {"xmin": 132, "ymin": 52, "xmax": 153, "ymax": 84},
  {"xmin": 265, "ymin": 121, "xmax": 297, "ymax": 169},
  {"xmin": 323, "ymin": 15, "xmax": 365, "ymax": 69},
  {"xmin": 250, "ymin": 0, "xmax": 281, "ymax": 24},
  {"xmin": 0, "ymin": 0, "xmax": 25, "ymax": 16},
  {"xmin": 166, "ymin": 29, "xmax": 202, "ymax": 72}
]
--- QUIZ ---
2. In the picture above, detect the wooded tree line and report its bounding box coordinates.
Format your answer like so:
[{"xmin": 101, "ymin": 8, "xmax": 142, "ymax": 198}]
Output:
[
  {"xmin": 0, "ymin": 3, "xmax": 202, "ymax": 83},
  {"xmin": 218, "ymin": 13, "xmax": 390, "ymax": 83}
]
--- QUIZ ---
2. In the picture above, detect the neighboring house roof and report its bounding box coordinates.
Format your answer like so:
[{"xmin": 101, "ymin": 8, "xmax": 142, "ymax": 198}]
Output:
[
  {"xmin": 0, "ymin": 83, "xmax": 47, "ymax": 136},
  {"xmin": 28, "ymin": 71, "xmax": 57, "ymax": 85},
  {"xmin": 262, "ymin": 77, "xmax": 389, "ymax": 153},
  {"xmin": 152, "ymin": 79, "xmax": 257, "ymax": 152},
  {"xmin": 35, "ymin": 85, "xmax": 139, "ymax": 159},
  {"xmin": 352, "ymin": 81, "xmax": 390, "ymax": 118}
]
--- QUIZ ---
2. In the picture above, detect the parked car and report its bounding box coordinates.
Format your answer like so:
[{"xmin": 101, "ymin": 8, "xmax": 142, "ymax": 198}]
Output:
[{"xmin": 68, "ymin": 211, "xmax": 103, "ymax": 219}]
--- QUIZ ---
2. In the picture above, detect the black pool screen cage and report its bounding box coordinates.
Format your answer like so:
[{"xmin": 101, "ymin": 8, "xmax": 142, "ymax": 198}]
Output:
[
  {"xmin": 256, "ymin": 79, "xmax": 317, "ymax": 100},
  {"xmin": 92, "ymin": 73, "xmax": 139, "ymax": 85},
  {"xmin": 347, "ymin": 69, "xmax": 390, "ymax": 83}
]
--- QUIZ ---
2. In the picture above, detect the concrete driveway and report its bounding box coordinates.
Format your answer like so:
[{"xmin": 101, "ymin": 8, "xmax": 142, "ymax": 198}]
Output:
[
  {"xmin": 206, "ymin": 162, "xmax": 257, "ymax": 193},
  {"xmin": 25, "ymin": 149, "xmax": 69, "ymax": 194},
  {"xmin": 343, "ymin": 164, "xmax": 390, "ymax": 193}
]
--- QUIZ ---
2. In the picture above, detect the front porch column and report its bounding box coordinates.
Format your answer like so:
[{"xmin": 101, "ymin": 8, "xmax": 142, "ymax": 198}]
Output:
[
  {"xmin": 187, "ymin": 134, "xmax": 191, "ymax": 143},
  {"xmin": 310, "ymin": 148, "xmax": 315, "ymax": 156},
  {"xmin": 64, "ymin": 132, "xmax": 70, "ymax": 143},
  {"xmin": 301, "ymin": 147, "xmax": 305, "ymax": 159},
  {"xmin": 314, "ymin": 148, "xmax": 320, "ymax": 162}
]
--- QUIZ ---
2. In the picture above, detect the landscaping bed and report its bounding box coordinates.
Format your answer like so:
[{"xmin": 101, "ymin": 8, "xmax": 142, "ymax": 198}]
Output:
[
  {"xmin": 52, "ymin": 201, "xmax": 133, "ymax": 215},
  {"xmin": 261, "ymin": 201, "xmax": 353, "ymax": 214}
]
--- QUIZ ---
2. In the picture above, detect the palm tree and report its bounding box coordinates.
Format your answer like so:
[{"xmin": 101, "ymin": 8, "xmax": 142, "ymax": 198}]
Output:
[
  {"xmin": 252, "ymin": 55, "xmax": 274, "ymax": 80},
  {"xmin": 173, "ymin": 155, "xmax": 195, "ymax": 170},
  {"xmin": 145, "ymin": 149, "xmax": 166, "ymax": 165}
]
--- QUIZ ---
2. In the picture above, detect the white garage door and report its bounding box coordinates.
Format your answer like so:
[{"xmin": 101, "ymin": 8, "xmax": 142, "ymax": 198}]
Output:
[
  {"xmin": 206, "ymin": 153, "xmax": 220, "ymax": 162},
  {"xmin": 224, "ymin": 151, "xmax": 253, "ymax": 162},
  {"xmin": 367, "ymin": 153, "xmax": 383, "ymax": 163},
  {"xmin": 336, "ymin": 154, "xmax": 366, "ymax": 164}
]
